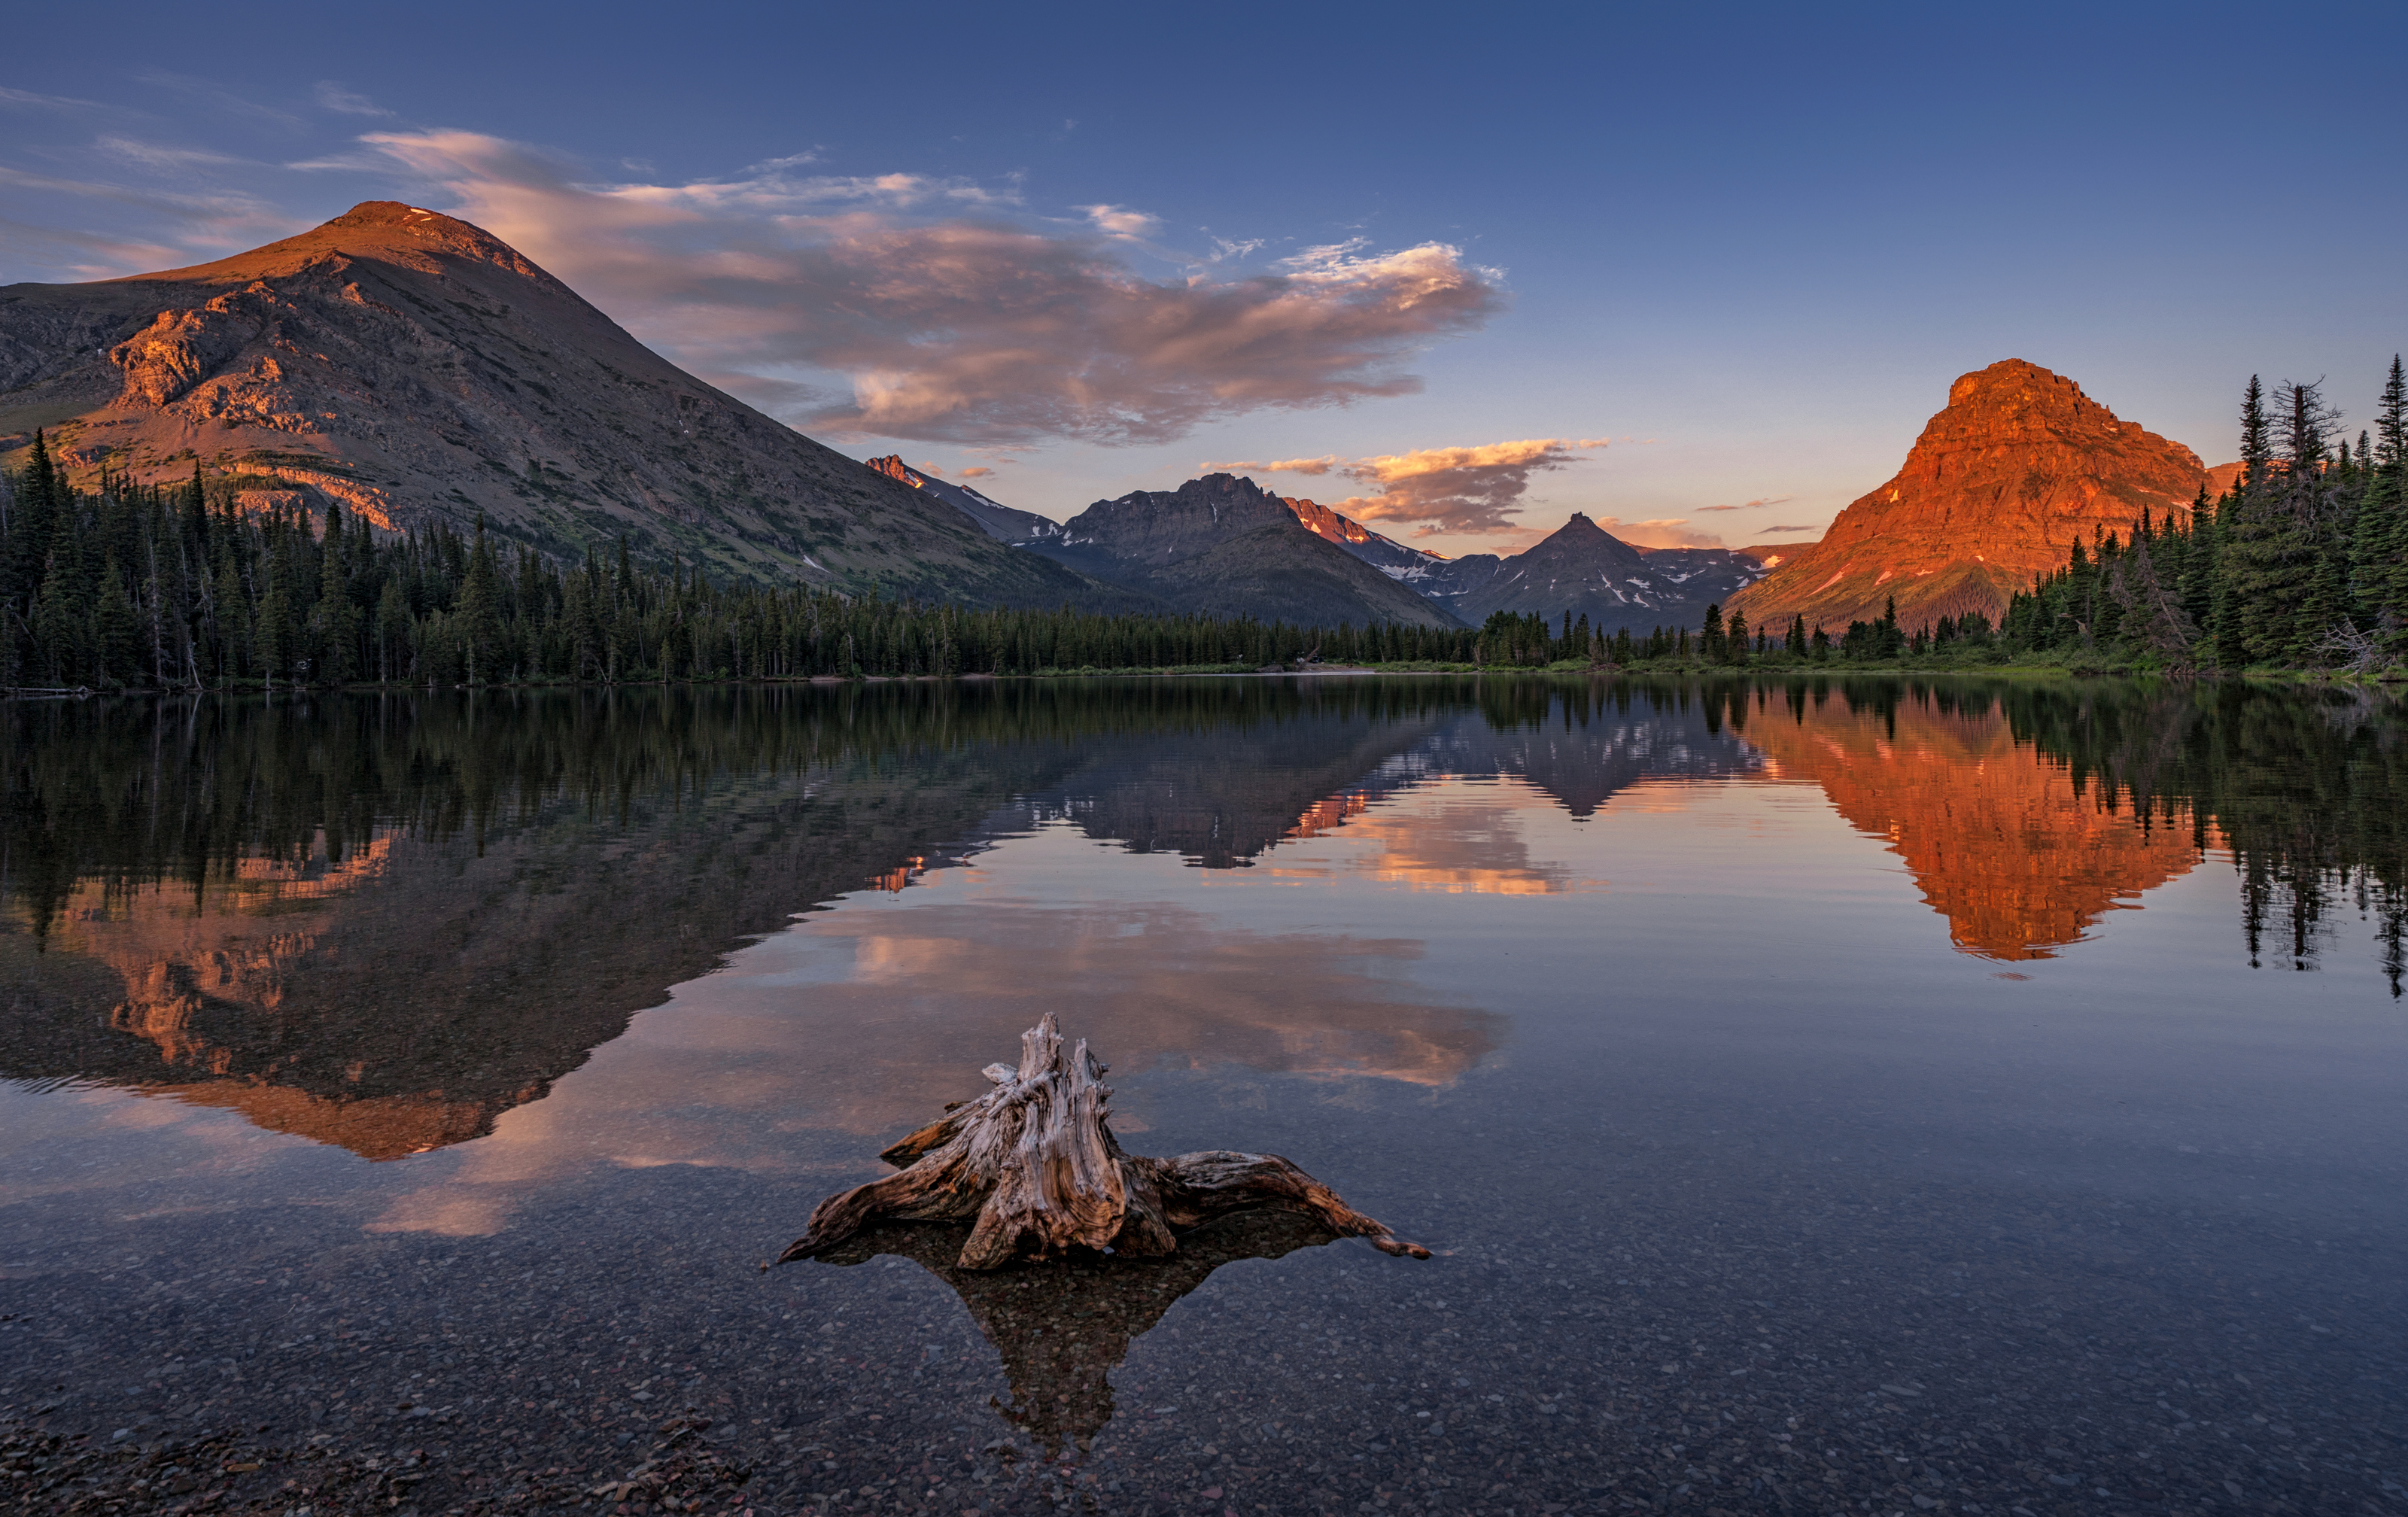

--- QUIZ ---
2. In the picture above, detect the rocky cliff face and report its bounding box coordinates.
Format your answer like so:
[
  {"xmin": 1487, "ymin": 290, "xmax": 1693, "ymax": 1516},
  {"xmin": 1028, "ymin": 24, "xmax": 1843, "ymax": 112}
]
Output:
[
  {"xmin": 0, "ymin": 202, "xmax": 1097, "ymax": 604},
  {"xmin": 1728, "ymin": 359, "xmax": 2209, "ymax": 634}
]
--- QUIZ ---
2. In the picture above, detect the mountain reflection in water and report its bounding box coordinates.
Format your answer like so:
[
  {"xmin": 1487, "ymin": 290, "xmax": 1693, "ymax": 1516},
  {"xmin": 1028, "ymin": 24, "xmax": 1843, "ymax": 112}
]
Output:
[{"xmin": 2, "ymin": 676, "xmax": 2400, "ymax": 1165}]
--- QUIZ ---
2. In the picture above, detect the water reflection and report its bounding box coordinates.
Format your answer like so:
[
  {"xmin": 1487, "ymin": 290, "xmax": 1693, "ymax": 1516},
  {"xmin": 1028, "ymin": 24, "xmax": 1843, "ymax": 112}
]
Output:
[
  {"xmin": 3, "ymin": 675, "xmax": 2401, "ymax": 1170},
  {"xmin": 816, "ymin": 1211, "xmax": 1342, "ymax": 1456},
  {"xmin": 1730, "ymin": 685, "xmax": 2209, "ymax": 959}
]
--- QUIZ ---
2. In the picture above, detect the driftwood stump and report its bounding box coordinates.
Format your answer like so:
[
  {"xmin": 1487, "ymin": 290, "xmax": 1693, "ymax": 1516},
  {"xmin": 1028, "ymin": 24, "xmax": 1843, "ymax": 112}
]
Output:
[{"xmin": 777, "ymin": 1014, "xmax": 1429, "ymax": 1269}]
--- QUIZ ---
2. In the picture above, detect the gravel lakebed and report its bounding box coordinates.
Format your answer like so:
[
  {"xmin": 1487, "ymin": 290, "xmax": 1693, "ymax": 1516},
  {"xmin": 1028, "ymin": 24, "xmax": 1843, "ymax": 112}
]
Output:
[{"xmin": 5, "ymin": 1110, "xmax": 2399, "ymax": 1517}]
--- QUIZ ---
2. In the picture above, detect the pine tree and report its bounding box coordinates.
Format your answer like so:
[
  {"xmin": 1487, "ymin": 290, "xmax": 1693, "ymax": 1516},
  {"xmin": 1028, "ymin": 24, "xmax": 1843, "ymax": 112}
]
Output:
[{"xmin": 2358, "ymin": 355, "xmax": 2406, "ymax": 646}]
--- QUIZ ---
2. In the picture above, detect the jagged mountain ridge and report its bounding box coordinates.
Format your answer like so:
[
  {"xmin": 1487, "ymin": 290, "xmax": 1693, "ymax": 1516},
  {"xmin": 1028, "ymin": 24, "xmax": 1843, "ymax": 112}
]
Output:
[
  {"xmin": 0, "ymin": 202, "xmax": 1105, "ymax": 605},
  {"xmin": 1029, "ymin": 474, "xmax": 1460, "ymax": 628},
  {"xmin": 1402, "ymin": 513, "xmax": 1780, "ymax": 632},
  {"xmin": 1728, "ymin": 359, "xmax": 2211, "ymax": 633},
  {"xmin": 1279, "ymin": 494, "xmax": 1449, "ymax": 576}
]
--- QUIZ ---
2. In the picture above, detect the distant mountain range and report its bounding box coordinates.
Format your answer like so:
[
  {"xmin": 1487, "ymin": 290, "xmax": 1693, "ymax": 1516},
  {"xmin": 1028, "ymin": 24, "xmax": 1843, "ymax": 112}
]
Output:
[
  {"xmin": 870, "ymin": 461, "xmax": 1808, "ymax": 634},
  {"xmin": 21, "ymin": 207, "xmax": 2203, "ymax": 641}
]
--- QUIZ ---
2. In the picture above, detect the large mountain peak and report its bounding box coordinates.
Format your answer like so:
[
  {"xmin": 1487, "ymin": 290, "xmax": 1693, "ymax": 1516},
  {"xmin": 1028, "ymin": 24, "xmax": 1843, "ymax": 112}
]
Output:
[
  {"xmin": 1728, "ymin": 360, "xmax": 2209, "ymax": 633},
  {"xmin": 123, "ymin": 200, "xmax": 567, "ymax": 291},
  {"xmin": 0, "ymin": 205, "xmax": 1099, "ymax": 605}
]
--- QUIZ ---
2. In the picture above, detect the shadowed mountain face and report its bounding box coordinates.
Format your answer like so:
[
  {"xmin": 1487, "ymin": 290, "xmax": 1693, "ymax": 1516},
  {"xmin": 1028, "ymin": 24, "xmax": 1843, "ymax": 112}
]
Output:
[
  {"xmin": 0, "ymin": 202, "xmax": 1100, "ymax": 603},
  {"xmin": 1728, "ymin": 360, "xmax": 2212, "ymax": 634},
  {"xmin": 865, "ymin": 455, "xmax": 1069, "ymax": 547},
  {"xmin": 1032, "ymin": 475, "xmax": 1458, "ymax": 628},
  {"xmin": 1406, "ymin": 515, "xmax": 1776, "ymax": 633}
]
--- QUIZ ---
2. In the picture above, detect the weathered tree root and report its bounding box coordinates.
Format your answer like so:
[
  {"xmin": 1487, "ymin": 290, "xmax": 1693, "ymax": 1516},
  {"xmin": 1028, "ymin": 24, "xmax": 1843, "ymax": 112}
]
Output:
[{"xmin": 777, "ymin": 1014, "xmax": 1430, "ymax": 1269}]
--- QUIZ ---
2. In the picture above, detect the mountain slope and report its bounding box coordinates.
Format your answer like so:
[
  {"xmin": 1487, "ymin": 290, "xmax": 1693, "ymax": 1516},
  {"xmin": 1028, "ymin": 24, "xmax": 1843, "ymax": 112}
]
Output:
[
  {"xmin": 1032, "ymin": 474, "xmax": 1458, "ymax": 628},
  {"xmin": 865, "ymin": 454, "xmax": 1069, "ymax": 546},
  {"xmin": 1728, "ymin": 359, "xmax": 2208, "ymax": 633},
  {"xmin": 0, "ymin": 201, "xmax": 1100, "ymax": 604}
]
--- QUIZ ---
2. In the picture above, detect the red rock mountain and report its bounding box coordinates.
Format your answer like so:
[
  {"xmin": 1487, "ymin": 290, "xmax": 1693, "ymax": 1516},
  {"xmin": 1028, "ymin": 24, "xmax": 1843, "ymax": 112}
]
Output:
[
  {"xmin": 1728, "ymin": 360, "xmax": 2211, "ymax": 633},
  {"xmin": 0, "ymin": 202, "xmax": 1095, "ymax": 602}
]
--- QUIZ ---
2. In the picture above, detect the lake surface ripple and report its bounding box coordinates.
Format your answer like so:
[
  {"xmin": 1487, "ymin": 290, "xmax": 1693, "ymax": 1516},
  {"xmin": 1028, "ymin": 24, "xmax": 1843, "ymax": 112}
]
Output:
[{"xmin": 3, "ymin": 676, "xmax": 2402, "ymax": 1515}]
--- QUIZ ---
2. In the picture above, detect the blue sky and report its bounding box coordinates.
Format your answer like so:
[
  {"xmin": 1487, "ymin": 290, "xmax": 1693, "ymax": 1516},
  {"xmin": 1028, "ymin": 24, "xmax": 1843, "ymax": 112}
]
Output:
[{"xmin": 4, "ymin": 2, "xmax": 2402, "ymax": 555}]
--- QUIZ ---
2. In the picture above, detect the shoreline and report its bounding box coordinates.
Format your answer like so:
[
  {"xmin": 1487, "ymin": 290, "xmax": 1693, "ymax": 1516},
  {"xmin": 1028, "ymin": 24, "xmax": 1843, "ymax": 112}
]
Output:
[{"xmin": 8, "ymin": 663, "xmax": 2401, "ymax": 699}]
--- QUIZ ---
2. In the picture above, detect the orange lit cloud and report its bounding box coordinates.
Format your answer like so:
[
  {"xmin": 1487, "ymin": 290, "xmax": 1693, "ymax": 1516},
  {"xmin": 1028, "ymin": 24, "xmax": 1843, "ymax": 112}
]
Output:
[
  {"xmin": 958, "ymin": 465, "xmax": 996, "ymax": 479},
  {"xmin": 360, "ymin": 131, "xmax": 1507, "ymax": 445},
  {"xmin": 1210, "ymin": 438, "xmax": 1607, "ymax": 534}
]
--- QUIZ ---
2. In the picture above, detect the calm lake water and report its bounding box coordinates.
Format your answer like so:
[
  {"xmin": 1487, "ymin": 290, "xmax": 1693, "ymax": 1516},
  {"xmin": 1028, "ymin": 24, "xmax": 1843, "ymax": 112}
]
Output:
[{"xmin": 2, "ymin": 676, "xmax": 2402, "ymax": 1517}]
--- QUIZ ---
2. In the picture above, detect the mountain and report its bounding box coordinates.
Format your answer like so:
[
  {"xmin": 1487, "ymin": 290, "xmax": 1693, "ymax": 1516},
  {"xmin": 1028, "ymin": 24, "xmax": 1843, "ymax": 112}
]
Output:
[
  {"xmin": 1279, "ymin": 494, "xmax": 1449, "ymax": 576},
  {"xmin": 865, "ymin": 454, "xmax": 1069, "ymax": 546},
  {"xmin": 1405, "ymin": 513, "xmax": 1778, "ymax": 632},
  {"xmin": 1728, "ymin": 359, "xmax": 2209, "ymax": 634},
  {"xmin": 0, "ymin": 201, "xmax": 1102, "ymax": 605},
  {"xmin": 1030, "ymin": 473, "xmax": 1459, "ymax": 628}
]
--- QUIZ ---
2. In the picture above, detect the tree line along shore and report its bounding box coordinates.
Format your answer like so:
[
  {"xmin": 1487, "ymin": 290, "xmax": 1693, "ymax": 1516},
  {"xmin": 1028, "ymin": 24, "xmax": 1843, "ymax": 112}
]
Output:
[{"xmin": 2, "ymin": 363, "xmax": 2402, "ymax": 695}]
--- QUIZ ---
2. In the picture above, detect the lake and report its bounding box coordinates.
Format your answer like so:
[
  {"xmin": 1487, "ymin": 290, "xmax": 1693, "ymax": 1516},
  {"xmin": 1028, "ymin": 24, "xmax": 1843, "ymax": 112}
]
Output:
[{"xmin": 2, "ymin": 676, "xmax": 2401, "ymax": 1516}]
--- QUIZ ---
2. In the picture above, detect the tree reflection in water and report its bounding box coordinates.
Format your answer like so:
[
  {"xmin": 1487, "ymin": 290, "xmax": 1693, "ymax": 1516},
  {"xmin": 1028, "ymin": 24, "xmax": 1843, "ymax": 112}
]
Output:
[{"xmin": 813, "ymin": 1211, "xmax": 1342, "ymax": 1457}]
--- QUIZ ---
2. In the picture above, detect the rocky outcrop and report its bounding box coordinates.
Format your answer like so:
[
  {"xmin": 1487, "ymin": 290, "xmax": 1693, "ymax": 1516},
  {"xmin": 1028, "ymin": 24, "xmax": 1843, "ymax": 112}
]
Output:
[
  {"xmin": 0, "ymin": 202, "xmax": 1102, "ymax": 605},
  {"xmin": 1728, "ymin": 360, "xmax": 2209, "ymax": 634}
]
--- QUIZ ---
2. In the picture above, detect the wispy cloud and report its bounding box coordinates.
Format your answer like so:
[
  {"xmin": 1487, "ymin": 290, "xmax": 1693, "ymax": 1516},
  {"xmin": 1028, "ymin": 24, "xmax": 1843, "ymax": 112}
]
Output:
[
  {"xmin": 313, "ymin": 81, "xmax": 393, "ymax": 117},
  {"xmin": 360, "ymin": 129, "xmax": 1507, "ymax": 445},
  {"xmin": 958, "ymin": 466, "xmax": 996, "ymax": 479},
  {"xmin": 0, "ymin": 165, "xmax": 286, "ymax": 242},
  {"xmin": 0, "ymin": 86, "xmax": 103, "ymax": 112},
  {"xmin": 1762, "ymin": 523, "xmax": 1821, "ymax": 534},
  {"xmin": 1210, "ymin": 438, "xmax": 1604, "ymax": 534},
  {"xmin": 1694, "ymin": 494, "xmax": 1792, "ymax": 513},
  {"xmin": 129, "ymin": 71, "xmax": 306, "ymax": 131},
  {"xmin": 1079, "ymin": 203, "xmax": 1160, "ymax": 239},
  {"xmin": 95, "ymin": 135, "xmax": 249, "ymax": 172}
]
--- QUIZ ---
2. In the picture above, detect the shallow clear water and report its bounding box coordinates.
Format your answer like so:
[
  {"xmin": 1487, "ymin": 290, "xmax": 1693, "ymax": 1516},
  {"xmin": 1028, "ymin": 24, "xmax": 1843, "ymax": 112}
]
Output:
[{"xmin": 2, "ymin": 677, "xmax": 2401, "ymax": 1515}]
